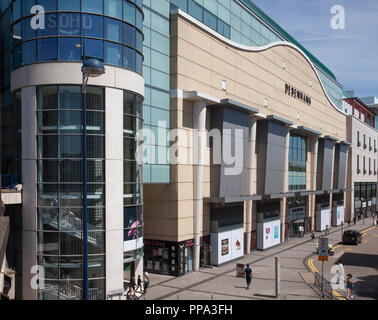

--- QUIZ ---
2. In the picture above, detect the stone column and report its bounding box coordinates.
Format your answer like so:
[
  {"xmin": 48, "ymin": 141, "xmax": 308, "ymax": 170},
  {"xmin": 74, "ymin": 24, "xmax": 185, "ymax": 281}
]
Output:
[
  {"xmin": 105, "ymin": 88, "xmax": 124, "ymax": 295},
  {"xmin": 246, "ymin": 117, "xmax": 257, "ymax": 254},
  {"xmin": 21, "ymin": 87, "xmax": 38, "ymax": 300},
  {"xmin": 192, "ymin": 100, "xmax": 207, "ymax": 272},
  {"xmin": 311, "ymin": 137, "xmax": 319, "ymax": 230},
  {"xmin": 281, "ymin": 127, "xmax": 290, "ymax": 243}
]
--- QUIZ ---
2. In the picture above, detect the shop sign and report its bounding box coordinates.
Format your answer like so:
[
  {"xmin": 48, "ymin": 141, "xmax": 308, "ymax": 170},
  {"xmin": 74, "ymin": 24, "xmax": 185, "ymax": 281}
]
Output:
[{"xmin": 285, "ymin": 83, "xmax": 311, "ymax": 105}]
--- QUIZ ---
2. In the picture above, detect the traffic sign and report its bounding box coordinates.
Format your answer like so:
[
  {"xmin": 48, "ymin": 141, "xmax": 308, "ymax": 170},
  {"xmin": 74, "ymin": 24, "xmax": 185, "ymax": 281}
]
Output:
[{"xmin": 318, "ymin": 238, "xmax": 329, "ymax": 257}]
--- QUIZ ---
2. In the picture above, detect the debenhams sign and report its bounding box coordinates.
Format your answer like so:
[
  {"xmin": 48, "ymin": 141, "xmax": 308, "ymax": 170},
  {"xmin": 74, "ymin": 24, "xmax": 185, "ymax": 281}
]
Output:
[{"xmin": 285, "ymin": 83, "xmax": 311, "ymax": 106}]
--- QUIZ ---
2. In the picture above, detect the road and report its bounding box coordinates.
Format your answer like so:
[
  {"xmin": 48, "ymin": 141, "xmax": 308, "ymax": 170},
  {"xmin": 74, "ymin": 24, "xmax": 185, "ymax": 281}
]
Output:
[
  {"xmin": 142, "ymin": 220, "xmax": 375, "ymax": 300},
  {"xmin": 309, "ymin": 225, "xmax": 378, "ymax": 300}
]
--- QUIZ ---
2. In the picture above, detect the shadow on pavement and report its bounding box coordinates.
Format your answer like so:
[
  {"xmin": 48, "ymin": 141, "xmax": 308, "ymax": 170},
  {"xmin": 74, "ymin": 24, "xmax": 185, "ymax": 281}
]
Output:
[
  {"xmin": 354, "ymin": 275, "xmax": 378, "ymax": 300},
  {"xmin": 253, "ymin": 294, "xmax": 276, "ymax": 299},
  {"xmin": 339, "ymin": 253, "xmax": 378, "ymax": 270}
]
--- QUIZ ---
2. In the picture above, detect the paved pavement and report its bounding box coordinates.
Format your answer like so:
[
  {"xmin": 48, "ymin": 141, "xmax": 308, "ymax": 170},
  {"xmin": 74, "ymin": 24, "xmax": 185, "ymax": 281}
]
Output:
[
  {"xmin": 139, "ymin": 219, "xmax": 375, "ymax": 300},
  {"xmin": 309, "ymin": 223, "xmax": 378, "ymax": 300}
]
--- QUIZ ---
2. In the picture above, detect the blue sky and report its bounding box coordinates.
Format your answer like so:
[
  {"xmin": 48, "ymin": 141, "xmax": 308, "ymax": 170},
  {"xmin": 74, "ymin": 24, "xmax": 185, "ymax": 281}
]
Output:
[{"xmin": 252, "ymin": 0, "xmax": 378, "ymax": 98}]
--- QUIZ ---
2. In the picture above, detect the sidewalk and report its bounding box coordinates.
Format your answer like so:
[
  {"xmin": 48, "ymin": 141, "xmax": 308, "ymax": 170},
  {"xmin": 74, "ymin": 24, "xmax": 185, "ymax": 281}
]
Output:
[{"xmin": 141, "ymin": 219, "xmax": 371, "ymax": 300}]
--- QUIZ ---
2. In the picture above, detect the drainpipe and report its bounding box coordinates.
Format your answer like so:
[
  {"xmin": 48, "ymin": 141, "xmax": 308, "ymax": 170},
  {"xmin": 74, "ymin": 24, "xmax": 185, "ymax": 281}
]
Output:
[{"xmin": 193, "ymin": 101, "xmax": 207, "ymax": 272}]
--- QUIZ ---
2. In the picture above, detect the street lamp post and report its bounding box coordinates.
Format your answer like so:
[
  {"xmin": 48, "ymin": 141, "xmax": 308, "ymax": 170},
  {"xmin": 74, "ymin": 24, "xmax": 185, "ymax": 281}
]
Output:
[{"xmin": 81, "ymin": 59, "xmax": 105, "ymax": 300}]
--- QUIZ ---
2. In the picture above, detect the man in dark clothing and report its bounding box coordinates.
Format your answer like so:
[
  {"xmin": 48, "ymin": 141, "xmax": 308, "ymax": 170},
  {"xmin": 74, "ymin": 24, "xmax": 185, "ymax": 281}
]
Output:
[{"xmin": 244, "ymin": 264, "xmax": 253, "ymax": 289}]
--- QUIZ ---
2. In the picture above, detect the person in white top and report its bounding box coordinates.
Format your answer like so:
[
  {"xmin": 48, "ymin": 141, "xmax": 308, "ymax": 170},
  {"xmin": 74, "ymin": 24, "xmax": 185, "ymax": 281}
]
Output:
[{"xmin": 143, "ymin": 271, "xmax": 150, "ymax": 294}]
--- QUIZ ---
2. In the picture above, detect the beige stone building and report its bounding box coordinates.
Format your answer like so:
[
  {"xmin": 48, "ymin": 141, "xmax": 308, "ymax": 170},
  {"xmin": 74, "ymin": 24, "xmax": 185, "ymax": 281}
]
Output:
[{"xmin": 143, "ymin": 9, "xmax": 352, "ymax": 276}]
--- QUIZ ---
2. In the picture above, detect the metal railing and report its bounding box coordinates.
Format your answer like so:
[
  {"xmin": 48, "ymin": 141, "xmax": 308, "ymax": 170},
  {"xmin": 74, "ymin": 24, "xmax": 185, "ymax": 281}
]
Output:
[{"xmin": 313, "ymin": 271, "xmax": 334, "ymax": 299}]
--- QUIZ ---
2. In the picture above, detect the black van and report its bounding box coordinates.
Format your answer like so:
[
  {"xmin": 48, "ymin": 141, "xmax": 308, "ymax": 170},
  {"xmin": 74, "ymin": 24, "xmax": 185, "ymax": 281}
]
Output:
[{"xmin": 342, "ymin": 230, "xmax": 362, "ymax": 245}]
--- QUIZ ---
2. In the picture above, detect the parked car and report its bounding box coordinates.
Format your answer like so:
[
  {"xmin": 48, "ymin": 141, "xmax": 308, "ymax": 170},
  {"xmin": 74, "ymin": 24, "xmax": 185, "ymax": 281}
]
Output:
[
  {"xmin": 315, "ymin": 242, "xmax": 335, "ymax": 256},
  {"xmin": 342, "ymin": 230, "xmax": 362, "ymax": 245}
]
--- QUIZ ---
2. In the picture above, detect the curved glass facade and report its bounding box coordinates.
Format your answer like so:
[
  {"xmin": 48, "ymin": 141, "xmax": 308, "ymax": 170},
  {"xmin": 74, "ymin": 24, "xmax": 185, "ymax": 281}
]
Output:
[
  {"xmin": 123, "ymin": 91, "xmax": 143, "ymax": 261},
  {"xmin": 11, "ymin": 0, "xmax": 143, "ymax": 74},
  {"xmin": 36, "ymin": 85, "xmax": 105, "ymax": 300}
]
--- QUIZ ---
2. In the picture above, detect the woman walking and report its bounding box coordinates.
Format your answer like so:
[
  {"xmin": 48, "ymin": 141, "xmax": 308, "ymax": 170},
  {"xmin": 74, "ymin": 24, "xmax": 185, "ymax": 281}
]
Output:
[{"xmin": 346, "ymin": 274, "xmax": 354, "ymax": 300}]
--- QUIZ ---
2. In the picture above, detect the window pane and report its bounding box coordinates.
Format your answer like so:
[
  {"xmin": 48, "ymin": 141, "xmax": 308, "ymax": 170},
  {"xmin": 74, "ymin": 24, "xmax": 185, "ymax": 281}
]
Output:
[
  {"xmin": 136, "ymin": 31, "xmax": 142, "ymax": 51},
  {"xmin": 87, "ymin": 111, "xmax": 104, "ymax": 134},
  {"xmin": 86, "ymin": 87, "xmax": 104, "ymax": 110},
  {"xmin": 84, "ymin": 39, "xmax": 103, "ymax": 60},
  {"xmin": 37, "ymin": 160, "xmax": 58, "ymax": 182},
  {"xmin": 58, "ymin": 13, "xmax": 81, "ymax": 36},
  {"xmin": 104, "ymin": 17, "xmax": 122, "ymax": 42},
  {"xmin": 188, "ymin": 0, "xmax": 203, "ymax": 22},
  {"xmin": 82, "ymin": 14, "xmax": 104, "ymax": 38},
  {"xmin": 58, "ymin": 37, "xmax": 81, "ymax": 61},
  {"xmin": 124, "ymin": 0, "xmax": 136, "ymax": 25},
  {"xmin": 87, "ymin": 160, "xmax": 104, "ymax": 182},
  {"xmin": 105, "ymin": 41, "xmax": 122, "ymax": 66},
  {"xmin": 82, "ymin": 0, "xmax": 103, "ymax": 14},
  {"xmin": 22, "ymin": 17, "xmax": 36, "ymax": 40},
  {"xmin": 22, "ymin": 40, "xmax": 36, "ymax": 64},
  {"xmin": 60, "ymin": 160, "xmax": 82, "ymax": 182},
  {"xmin": 204, "ymin": 9, "xmax": 217, "ymax": 30},
  {"xmin": 123, "ymin": 46, "xmax": 135, "ymax": 71},
  {"xmin": 136, "ymin": 53, "xmax": 142, "ymax": 74},
  {"xmin": 105, "ymin": 0, "xmax": 122, "ymax": 19},
  {"xmin": 38, "ymin": 0, "xmax": 57, "ymax": 11},
  {"xmin": 58, "ymin": 0, "xmax": 80, "ymax": 11},
  {"xmin": 59, "ymin": 111, "xmax": 82, "ymax": 133},
  {"xmin": 123, "ymin": 23, "xmax": 136, "ymax": 48},
  {"xmin": 37, "ymin": 13, "xmax": 58, "ymax": 37},
  {"xmin": 60, "ymin": 135, "xmax": 82, "ymax": 158},
  {"xmin": 38, "ymin": 110, "xmax": 58, "ymax": 134},
  {"xmin": 87, "ymin": 136, "xmax": 104, "ymax": 158},
  {"xmin": 136, "ymin": 8, "xmax": 143, "ymax": 30},
  {"xmin": 38, "ymin": 135, "xmax": 58, "ymax": 158},
  {"xmin": 59, "ymin": 86, "xmax": 81, "ymax": 109},
  {"xmin": 38, "ymin": 86, "xmax": 58, "ymax": 110},
  {"xmin": 22, "ymin": 0, "xmax": 36, "ymax": 17},
  {"xmin": 37, "ymin": 38, "xmax": 58, "ymax": 61}
]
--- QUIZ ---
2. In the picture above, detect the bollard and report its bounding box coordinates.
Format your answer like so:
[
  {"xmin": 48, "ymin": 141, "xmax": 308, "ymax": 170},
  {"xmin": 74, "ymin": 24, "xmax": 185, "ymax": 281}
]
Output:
[{"xmin": 275, "ymin": 256, "xmax": 280, "ymax": 298}]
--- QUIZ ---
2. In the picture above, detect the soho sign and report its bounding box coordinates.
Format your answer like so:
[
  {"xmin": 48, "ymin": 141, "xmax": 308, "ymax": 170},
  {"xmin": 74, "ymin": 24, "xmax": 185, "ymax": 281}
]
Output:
[
  {"xmin": 30, "ymin": 5, "xmax": 93, "ymax": 31},
  {"xmin": 285, "ymin": 83, "xmax": 312, "ymax": 106}
]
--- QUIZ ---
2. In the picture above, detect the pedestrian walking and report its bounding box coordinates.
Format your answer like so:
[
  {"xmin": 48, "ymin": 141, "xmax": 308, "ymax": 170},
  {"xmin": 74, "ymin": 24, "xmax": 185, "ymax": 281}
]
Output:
[
  {"xmin": 130, "ymin": 276, "xmax": 136, "ymax": 291},
  {"xmin": 136, "ymin": 275, "xmax": 142, "ymax": 292},
  {"xmin": 311, "ymin": 231, "xmax": 315, "ymax": 242},
  {"xmin": 126, "ymin": 284, "xmax": 137, "ymax": 300},
  {"xmin": 244, "ymin": 264, "xmax": 253, "ymax": 289},
  {"xmin": 346, "ymin": 274, "xmax": 354, "ymax": 300},
  {"xmin": 347, "ymin": 220, "xmax": 350, "ymax": 227},
  {"xmin": 143, "ymin": 271, "xmax": 150, "ymax": 294}
]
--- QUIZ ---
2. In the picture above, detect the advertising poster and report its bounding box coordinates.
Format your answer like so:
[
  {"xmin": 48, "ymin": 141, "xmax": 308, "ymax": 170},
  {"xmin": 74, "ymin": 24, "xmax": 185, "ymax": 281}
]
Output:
[
  {"xmin": 257, "ymin": 220, "xmax": 281, "ymax": 250},
  {"xmin": 231, "ymin": 228, "xmax": 244, "ymax": 260},
  {"xmin": 154, "ymin": 261, "xmax": 160, "ymax": 271},
  {"xmin": 221, "ymin": 239, "xmax": 229, "ymax": 256}
]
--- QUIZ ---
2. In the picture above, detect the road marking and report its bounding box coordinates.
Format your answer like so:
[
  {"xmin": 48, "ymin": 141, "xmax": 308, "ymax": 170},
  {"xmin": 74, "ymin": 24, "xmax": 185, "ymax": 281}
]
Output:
[
  {"xmin": 363, "ymin": 226, "xmax": 376, "ymax": 233},
  {"xmin": 346, "ymin": 248, "xmax": 353, "ymax": 251},
  {"xmin": 333, "ymin": 290, "xmax": 347, "ymax": 300}
]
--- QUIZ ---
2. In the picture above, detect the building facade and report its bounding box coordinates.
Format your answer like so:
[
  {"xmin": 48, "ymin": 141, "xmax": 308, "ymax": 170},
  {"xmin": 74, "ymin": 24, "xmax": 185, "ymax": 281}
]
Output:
[
  {"xmin": 143, "ymin": 7, "xmax": 350, "ymax": 277},
  {"xmin": 344, "ymin": 97, "xmax": 378, "ymax": 223},
  {"xmin": 1, "ymin": 0, "xmax": 144, "ymax": 299}
]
